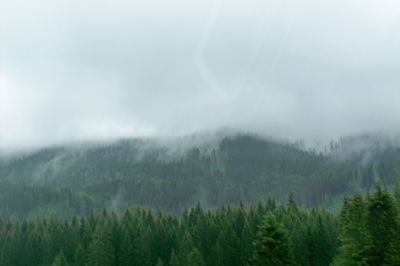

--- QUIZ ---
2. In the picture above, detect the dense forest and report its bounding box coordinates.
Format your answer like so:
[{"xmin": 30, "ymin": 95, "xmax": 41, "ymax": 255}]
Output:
[
  {"xmin": 1, "ymin": 133, "xmax": 400, "ymax": 218},
  {"xmin": 1, "ymin": 185, "xmax": 399, "ymax": 265},
  {"xmin": 1, "ymin": 133, "xmax": 400, "ymax": 265}
]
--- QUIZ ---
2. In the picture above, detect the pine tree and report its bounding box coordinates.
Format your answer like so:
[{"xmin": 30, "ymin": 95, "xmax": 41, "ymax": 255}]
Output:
[
  {"xmin": 394, "ymin": 181, "xmax": 400, "ymax": 206},
  {"xmin": 364, "ymin": 185, "xmax": 399, "ymax": 265},
  {"xmin": 251, "ymin": 213, "xmax": 292, "ymax": 266},
  {"xmin": 385, "ymin": 218, "xmax": 400, "ymax": 266},
  {"xmin": 74, "ymin": 244, "xmax": 86, "ymax": 266},
  {"xmin": 88, "ymin": 223, "xmax": 115, "ymax": 266},
  {"xmin": 365, "ymin": 185, "xmax": 397, "ymax": 265},
  {"xmin": 187, "ymin": 247, "xmax": 205, "ymax": 266},
  {"xmin": 332, "ymin": 195, "xmax": 367, "ymax": 266},
  {"xmin": 287, "ymin": 193, "xmax": 299, "ymax": 214},
  {"xmin": 155, "ymin": 258, "xmax": 164, "ymax": 266},
  {"xmin": 177, "ymin": 230, "xmax": 194, "ymax": 266},
  {"xmin": 53, "ymin": 250, "xmax": 69, "ymax": 266},
  {"xmin": 168, "ymin": 249, "xmax": 180, "ymax": 266},
  {"xmin": 240, "ymin": 220, "xmax": 254, "ymax": 265}
]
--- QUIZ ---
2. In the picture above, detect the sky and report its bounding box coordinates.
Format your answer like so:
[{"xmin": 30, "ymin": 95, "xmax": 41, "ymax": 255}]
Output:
[{"xmin": 1, "ymin": 0, "xmax": 400, "ymax": 150}]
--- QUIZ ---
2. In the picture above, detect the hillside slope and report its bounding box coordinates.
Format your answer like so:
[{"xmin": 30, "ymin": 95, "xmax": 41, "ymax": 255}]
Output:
[{"xmin": 1, "ymin": 133, "xmax": 400, "ymax": 218}]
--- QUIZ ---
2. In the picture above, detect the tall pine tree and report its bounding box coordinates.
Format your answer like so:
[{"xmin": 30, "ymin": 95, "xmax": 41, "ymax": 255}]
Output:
[{"xmin": 251, "ymin": 213, "xmax": 292, "ymax": 266}]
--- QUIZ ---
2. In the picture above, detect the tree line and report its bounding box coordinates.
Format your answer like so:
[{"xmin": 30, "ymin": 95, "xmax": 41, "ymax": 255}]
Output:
[{"xmin": 1, "ymin": 184, "xmax": 399, "ymax": 265}]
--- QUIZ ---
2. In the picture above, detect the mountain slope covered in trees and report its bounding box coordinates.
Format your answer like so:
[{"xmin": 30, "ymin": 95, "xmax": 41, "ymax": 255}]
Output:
[{"xmin": 1, "ymin": 132, "xmax": 400, "ymax": 218}]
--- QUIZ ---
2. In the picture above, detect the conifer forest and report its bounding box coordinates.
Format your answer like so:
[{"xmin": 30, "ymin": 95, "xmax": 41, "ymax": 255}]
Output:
[
  {"xmin": 2, "ymin": 0, "xmax": 400, "ymax": 265},
  {"xmin": 1, "ymin": 134, "xmax": 400, "ymax": 265}
]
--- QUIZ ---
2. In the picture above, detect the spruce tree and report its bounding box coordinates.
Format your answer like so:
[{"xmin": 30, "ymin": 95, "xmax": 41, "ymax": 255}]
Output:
[
  {"xmin": 394, "ymin": 181, "xmax": 400, "ymax": 206},
  {"xmin": 251, "ymin": 213, "xmax": 292, "ymax": 266},
  {"xmin": 385, "ymin": 216, "xmax": 400, "ymax": 265},
  {"xmin": 365, "ymin": 185, "xmax": 399, "ymax": 265},
  {"xmin": 177, "ymin": 230, "xmax": 194, "ymax": 266},
  {"xmin": 155, "ymin": 258, "xmax": 164, "ymax": 266},
  {"xmin": 168, "ymin": 249, "xmax": 180, "ymax": 266},
  {"xmin": 53, "ymin": 250, "xmax": 69, "ymax": 266},
  {"xmin": 333, "ymin": 195, "xmax": 367, "ymax": 266},
  {"xmin": 187, "ymin": 247, "xmax": 205, "ymax": 266},
  {"xmin": 73, "ymin": 244, "xmax": 85, "ymax": 266},
  {"xmin": 87, "ymin": 223, "xmax": 115, "ymax": 266}
]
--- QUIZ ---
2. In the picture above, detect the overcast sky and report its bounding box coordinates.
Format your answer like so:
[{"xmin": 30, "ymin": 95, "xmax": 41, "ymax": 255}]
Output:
[{"xmin": 1, "ymin": 0, "xmax": 400, "ymax": 150}]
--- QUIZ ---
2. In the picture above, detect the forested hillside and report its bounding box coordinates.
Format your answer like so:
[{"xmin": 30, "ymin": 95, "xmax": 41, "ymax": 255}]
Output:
[
  {"xmin": 1, "ymin": 133, "xmax": 400, "ymax": 218},
  {"xmin": 1, "ymin": 186, "xmax": 399, "ymax": 266}
]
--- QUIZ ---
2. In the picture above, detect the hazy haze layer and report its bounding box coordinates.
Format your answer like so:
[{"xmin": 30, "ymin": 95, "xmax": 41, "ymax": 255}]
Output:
[{"xmin": 1, "ymin": 0, "xmax": 400, "ymax": 150}]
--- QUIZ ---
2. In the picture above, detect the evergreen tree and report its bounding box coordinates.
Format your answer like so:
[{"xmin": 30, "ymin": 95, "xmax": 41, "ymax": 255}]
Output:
[
  {"xmin": 177, "ymin": 230, "xmax": 194, "ymax": 266},
  {"xmin": 155, "ymin": 258, "xmax": 164, "ymax": 266},
  {"xmin": 251, "ymin": 213, "xmax": 292, "ymax": 266},
  {"xmin": 74, "ymin": 244, "xmax": 86, "ymax": 266},
  {"xmin": 364, "ymin": 186, "xmax": 399, "ymax": 265},
  {"xmin": 333, "ymin": 195, "xmax": 367, "ymax": 266},
  {"xmin": 168, "ymin": 249, "xmax": 180, "ymax": 266},
  {"xmin": 53, "ymin": 250, "xmax": 69, "ymax": 266},
  {"xmin": 187, "ymin": 247, "xmax": 205, "ymax": 266},
  {"xmin": 88, "ymin": 223, "xmax": 114, "ymax": 266},
  {"xmin": 385, "ymin": 215, "xmax": 400, "ymax": 266},
  {"xmin": 394, "ymin": 181, "xmax": 400, "ymax": 206},
  {"xmin": 287, "ymin": 193, "xmax": 299, "ymax": 214}
]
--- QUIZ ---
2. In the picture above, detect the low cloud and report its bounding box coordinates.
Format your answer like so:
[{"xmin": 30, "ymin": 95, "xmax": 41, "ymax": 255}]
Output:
[{"xmin": 1, "ymin": 0, "xmax": 400, "ymax": 150}]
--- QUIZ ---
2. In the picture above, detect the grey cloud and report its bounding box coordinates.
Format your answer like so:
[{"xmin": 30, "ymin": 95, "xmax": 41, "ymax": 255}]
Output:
[{"xmin": 1, "ymin": 0, "xmax": 400, "ymax": 150}]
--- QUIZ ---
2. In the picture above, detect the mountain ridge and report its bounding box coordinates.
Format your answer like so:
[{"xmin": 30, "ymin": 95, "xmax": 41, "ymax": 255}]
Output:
[{"xmin": 1, "ymin": 131, "xmax": 400, "ymax": 218}]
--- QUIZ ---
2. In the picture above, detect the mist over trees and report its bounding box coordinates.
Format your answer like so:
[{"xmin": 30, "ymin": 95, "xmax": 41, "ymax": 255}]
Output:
[
  {"xmin": 1, "ymin": 133, "xmax": 400, "ymax": 218},
  {"xmin": 3, "ymin": 0, "xmax": 400, "ymax": 264},
  {"xmin": 1, "ymin": 133, "xmax": 400, "ymax": 265}
]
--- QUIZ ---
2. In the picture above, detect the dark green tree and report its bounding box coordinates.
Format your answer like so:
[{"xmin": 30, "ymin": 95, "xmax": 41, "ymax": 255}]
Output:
[
  {"xmin": 73, "ymin": 244, "xmax": 86, "ymax": 266},
  {"xmin": 333, "ymin": 195, "xmax": 367, "ymax": 266},
  {"xmin": 53, "ymin": 250, "xmax": 69, "ymax": 266},
  {"xmin": 168, "ymin": 249, "xmax": 180, "ymax": 266},
  {"xmin": 88, "ymin": 223, "xmax": 114, "ymax": 266},
  {"xmin": 251, "ymin": 213, "xmax": 292, "ymax": 266},
  {"xmin": 365, "ymin": 186, "xmax": 399, "ymax": 265},
  {"xmin": 155, "ymin": 258, "xmax": 164, "ymax": 266},
  {"xmin": 187, "ymin": 248, "xmax": 205, "ymax": 266}
]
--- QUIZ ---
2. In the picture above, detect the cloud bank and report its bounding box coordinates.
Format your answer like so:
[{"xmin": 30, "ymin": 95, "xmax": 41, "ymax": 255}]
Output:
[{"xmin": 1, "ymin": 0, "xmax": 400, "ymax": 150}]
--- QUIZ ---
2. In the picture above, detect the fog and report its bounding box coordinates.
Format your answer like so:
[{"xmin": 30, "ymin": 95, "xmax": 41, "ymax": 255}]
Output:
[{"xmin": 1, "ymin": 0, "xmax": 400, "ymax": 150}]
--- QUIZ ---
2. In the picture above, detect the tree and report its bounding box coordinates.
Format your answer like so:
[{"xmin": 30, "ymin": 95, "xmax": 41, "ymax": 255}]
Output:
[
  {"xmin": 251, "ymin": 213, "xmax": 292, "ymax": 266},
  {"xmin": 333, "ymin": 186, "xmax": 400, "ymax": 266},
  {"xmin": 155, "ymin": 258, "xmax": 164, "ymax": 266},
  {"xmin": 168, "ymin": 249, "xmax": 180, "ymax": 266},
  {"xmin": 394, "ymin": 181, "xmax": 400, "ymax": 206},
  {"xmin": 364, "ymin": 186, "xmax": 399, "ymax": 265},
  {"xmin": 53, "ymin": 250, "xmax": 69, "ymax": 266},
  {"xmin": 177, "ymin": 230, "xmax": 194, "ymax": 266},
  {"xmin": 74, "ymin": 244, "xmax": 86, "ymax": 266},
  {"xmin": 332, "ymin": 195, "xmax": 367, "ymax": 266},
  {"xmin": 187, "ymin": 248, "xmax": 205, "ymax": 266},
  {"xmin": 87, "ymin": 223, "xmax": 115, "ymax": 266}
]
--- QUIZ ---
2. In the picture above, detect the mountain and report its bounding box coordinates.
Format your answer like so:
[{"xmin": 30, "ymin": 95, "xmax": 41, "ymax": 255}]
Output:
[{"xmin": 1, "ymin": 132, "xmax": 400, "ymax": 218}]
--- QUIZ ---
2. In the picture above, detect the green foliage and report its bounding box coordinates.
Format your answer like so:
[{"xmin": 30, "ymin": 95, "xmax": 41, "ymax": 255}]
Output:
[
  {"xmin": 3, "ymin": 134, "xmax": 400, "ymax": 218},
  {"xmin": 251, "ymin": 213, "xmax": 291, "ymax": 266},
  {"xmin": 187, "ymin": 248, "xmax": 205, "ymax": 266},
  {"xmin": 333, "ymin": 184, "xmax": 400, "ymax": 265},
  {"xmin": 168, "ymin": 249, "xmax": 180, "ymax": 266},
  {"xmin": 0, "ymin": 198, "xmax": 340, "ymax": 266},
  {"xmin": 53, "ymin": 250, "xmax": 69, "ymax": 266},
  {"xmin": 74, "ymin": 244, "xmax": 86, "ymax": 266},
  {"xmin": 155, "ymin": 258, "xmax": 164, "ymax": 266},
  {"xmin": 364, "ymin": 185, "xmax": 399, "ymax": 265},
  {"xmin": 1, "ymin": 134, "xmax": 400, "ymax": 265},
  {"xmin": 88, "ymin": 221, "xmax": 115, "ymax": 266}
]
